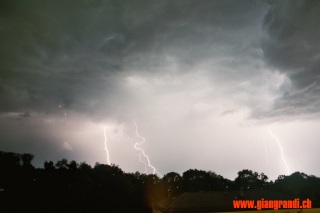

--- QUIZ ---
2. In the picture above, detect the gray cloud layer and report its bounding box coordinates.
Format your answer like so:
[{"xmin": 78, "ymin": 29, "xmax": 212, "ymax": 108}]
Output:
[{"xmin": 1, "ymin": 0, "xmax": 319, "ymax": 119}]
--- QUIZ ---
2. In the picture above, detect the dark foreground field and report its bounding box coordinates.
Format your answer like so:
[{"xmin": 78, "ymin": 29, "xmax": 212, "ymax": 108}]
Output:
[{"xmin": 1, "ymin": 151, "xmax": 320, "ymax": 212}]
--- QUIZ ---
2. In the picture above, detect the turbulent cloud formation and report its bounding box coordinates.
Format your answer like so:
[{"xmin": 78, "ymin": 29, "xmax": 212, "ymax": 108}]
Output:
[
  {"xmin": 262, "ymin": 0, "xmax": 320, "ymax": 118},
  {"xmin": 1, "ymin": 0, "xmax": 320, "ymax": 180}
]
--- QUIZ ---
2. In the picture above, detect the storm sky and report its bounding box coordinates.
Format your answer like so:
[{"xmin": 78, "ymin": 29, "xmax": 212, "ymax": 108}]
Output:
[{"xmin": 1, "ymin": 0, "xmax": 320, "ymax": 180}]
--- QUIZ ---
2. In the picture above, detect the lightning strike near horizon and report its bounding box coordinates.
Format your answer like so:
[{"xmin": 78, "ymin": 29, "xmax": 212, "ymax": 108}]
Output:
[
  {"xmin": 268, "ymin": 126, "xmax": 290, "ymax": 175},
  {"xmin": 138, "ymin": 154, "xmax": 147, "ymax": 173},
  {"xmin": 133, "ymin": 121, "xmax": 157, "ymax": 175},
  {"xmin": 103, "ymin": 127, "xmax": 111, "ymax": 165}
]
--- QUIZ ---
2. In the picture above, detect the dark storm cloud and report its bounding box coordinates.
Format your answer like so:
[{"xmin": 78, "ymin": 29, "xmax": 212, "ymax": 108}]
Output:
[
  {"xmin": 2, "ymin": 0, "xmax": 320, "ymax": 121},
  {"xmin": 0, "ymin": 0, "xmax": 268, "ymax": 117},
  {"xmin": 0, "ymin": 0, "xmax": 129, "ymax": 114},
  {"xmin": 262, "ymin": 0, "xmax": 320, "ymax": 118}
]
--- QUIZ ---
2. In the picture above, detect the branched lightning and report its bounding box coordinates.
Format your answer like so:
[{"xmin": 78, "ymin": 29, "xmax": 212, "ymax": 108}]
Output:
[
  {"xmin": 103, "ymin": 127, "xmax": 111, "ymax": 165},
  {"xmin": 133, "ymin": 121, "xmax": 157, "ymax": 175},
  {"xmin": 268, "ymin": 126, "xmax": 290, "ymax": 175}
]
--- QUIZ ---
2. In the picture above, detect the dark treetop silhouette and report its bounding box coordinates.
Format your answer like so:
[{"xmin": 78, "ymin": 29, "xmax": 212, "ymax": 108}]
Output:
[{"xmin": 0, "ymin": 150, "xmax": 319, "ymax": 213}]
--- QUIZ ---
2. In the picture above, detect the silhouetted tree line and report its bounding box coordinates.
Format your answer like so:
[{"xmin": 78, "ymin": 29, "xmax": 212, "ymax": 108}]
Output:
[{"xmin": 0, "ymin": 150, "xmax": 319, "ymax": 212}]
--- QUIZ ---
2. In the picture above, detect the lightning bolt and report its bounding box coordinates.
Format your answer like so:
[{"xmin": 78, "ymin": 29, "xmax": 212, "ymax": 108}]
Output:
[
  {"xmin": 138, "ymin": 154, "xmax": 147, "ymax": 173},
  {"xmin": 133, "ymin": 121, "xmax": 157, "ymax": 175},
  {"xmin": 268, "ymin": 126, "xmax": 290, "ymax": 175},
  {"xmin": 103, "ymin": 127, "xmax": 111, "ymax": 165}
]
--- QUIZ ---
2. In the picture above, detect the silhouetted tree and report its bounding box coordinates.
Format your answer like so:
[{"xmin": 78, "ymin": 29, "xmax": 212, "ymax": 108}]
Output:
[
  {"xmin": 79, "ymin": 162, "xmax": 92, "ymax": 171},
  {"xmin": 235, "ymin": 169, "xmax": 269, "ymax": 190},
  {"xmin": 44, "ymin": 160, "xmax": 55, "ymax": 171},
  {"xmin": 272, "ymin": 172, "xmax": 317, "ymax": 198},
  {"xmin": 2, "ymin": 149, "xmax": 320, "ymax": 212},
  {"xmin": 67, "ymin": 160, "xmax": 78, "ymax": 170},
  {"xmin": 0, "ymin": 151, "xmax": 21, "ymax": 169},
  {"xmin": 162, "ymin": 172, "xmax": 182, "ymax": 196},
  {"xmin": 55, "ymin": 158, "xmax": 68, "ymax": 170},
  {"xmin": 21, "ymin": 153, "xmax": 34, "ymax": 167},
  {"xmin": 182, "ymin": 169, "xmax": 223, "ymax": 191}
]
